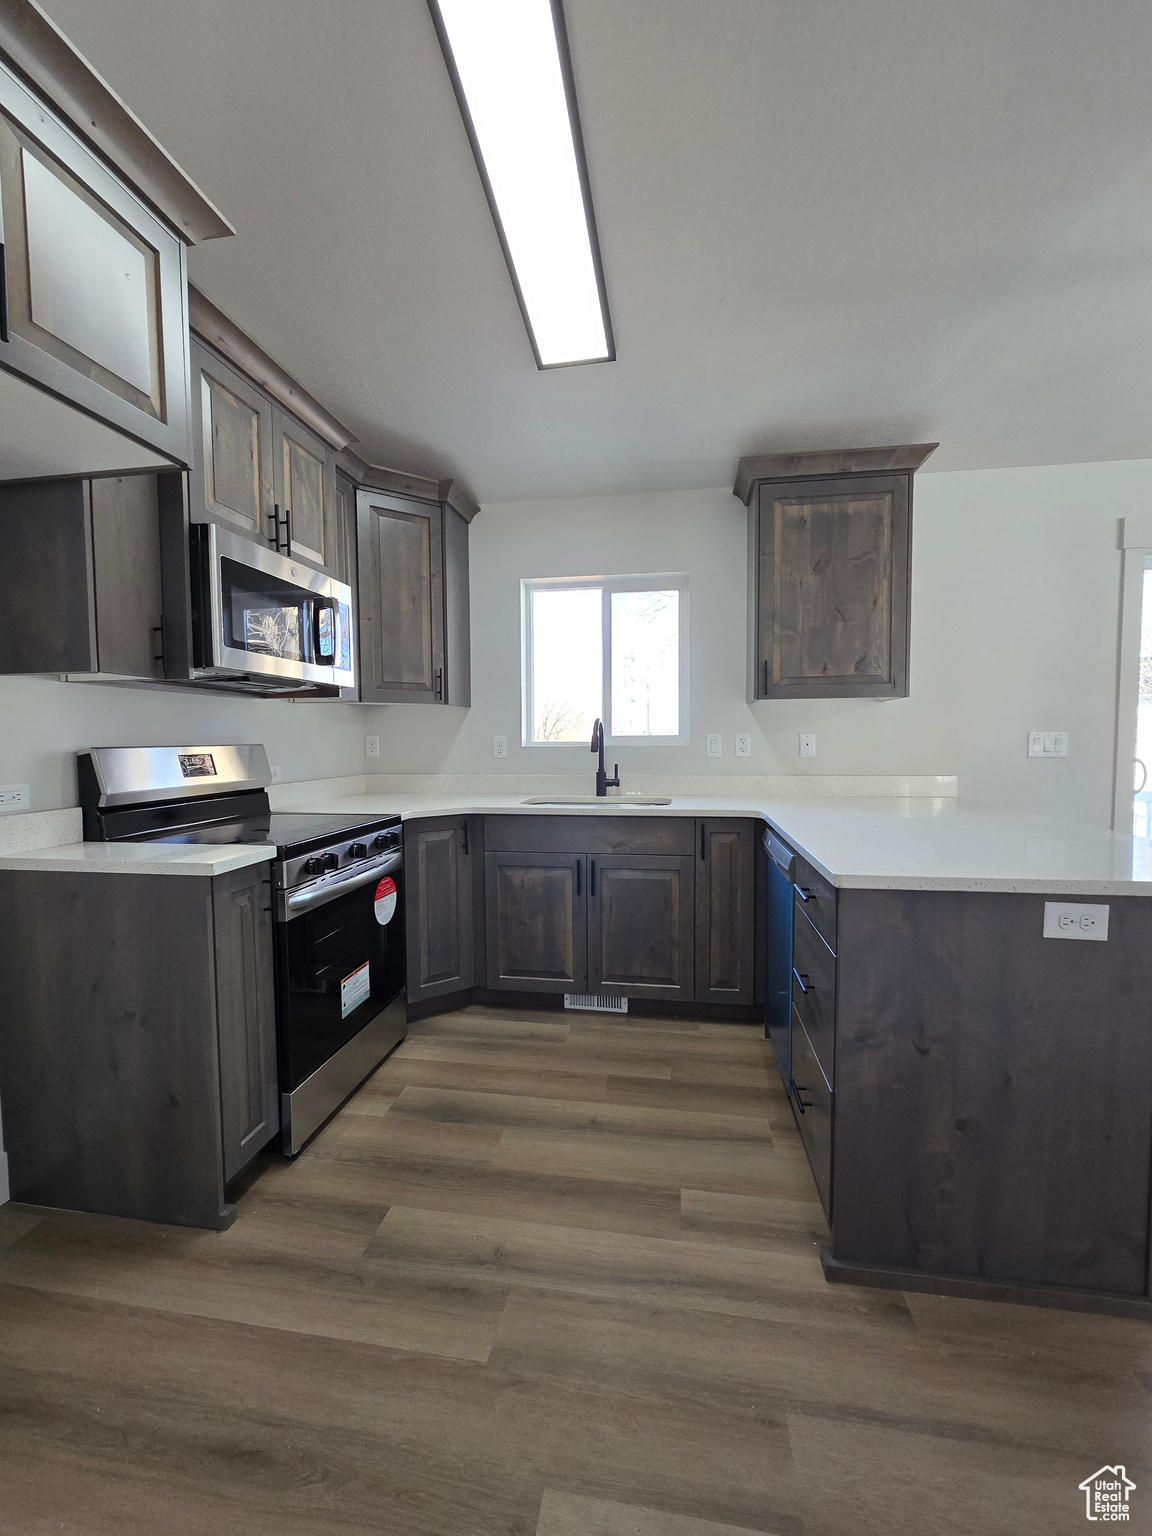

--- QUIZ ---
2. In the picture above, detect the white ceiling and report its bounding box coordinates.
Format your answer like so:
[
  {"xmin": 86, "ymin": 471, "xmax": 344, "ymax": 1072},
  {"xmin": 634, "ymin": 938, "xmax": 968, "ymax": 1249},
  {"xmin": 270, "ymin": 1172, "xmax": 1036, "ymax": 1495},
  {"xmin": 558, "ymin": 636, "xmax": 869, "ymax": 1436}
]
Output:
[{"xmin": 39, "ymin": 0, "xmax": 1152, "ymax": 502}]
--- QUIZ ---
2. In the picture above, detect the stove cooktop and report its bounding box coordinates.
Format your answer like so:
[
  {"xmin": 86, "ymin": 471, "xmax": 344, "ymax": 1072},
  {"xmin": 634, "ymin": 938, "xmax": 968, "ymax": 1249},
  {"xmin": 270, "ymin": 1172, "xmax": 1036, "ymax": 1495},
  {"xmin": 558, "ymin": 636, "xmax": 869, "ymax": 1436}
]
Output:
[{"xmin": 143, "ymin": 811, "xmax": 400, "ymax": 857}]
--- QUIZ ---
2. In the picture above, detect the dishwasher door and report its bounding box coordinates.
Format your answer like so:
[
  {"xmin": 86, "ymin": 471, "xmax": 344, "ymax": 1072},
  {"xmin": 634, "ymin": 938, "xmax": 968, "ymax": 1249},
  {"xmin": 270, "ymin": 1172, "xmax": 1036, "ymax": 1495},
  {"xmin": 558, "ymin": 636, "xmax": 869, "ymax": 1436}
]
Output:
[{"xmin": 764, "ymin": 830, "xmax": 795, "ymax": 1090}]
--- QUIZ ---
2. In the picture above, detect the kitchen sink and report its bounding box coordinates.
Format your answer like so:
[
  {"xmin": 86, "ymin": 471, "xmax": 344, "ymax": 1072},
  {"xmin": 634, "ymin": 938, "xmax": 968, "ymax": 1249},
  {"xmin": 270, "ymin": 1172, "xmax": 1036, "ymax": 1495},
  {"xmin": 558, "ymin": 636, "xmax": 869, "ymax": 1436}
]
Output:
[{"xmin": 520, "ymin": 796, "xmax": 673, "ymax": 807}]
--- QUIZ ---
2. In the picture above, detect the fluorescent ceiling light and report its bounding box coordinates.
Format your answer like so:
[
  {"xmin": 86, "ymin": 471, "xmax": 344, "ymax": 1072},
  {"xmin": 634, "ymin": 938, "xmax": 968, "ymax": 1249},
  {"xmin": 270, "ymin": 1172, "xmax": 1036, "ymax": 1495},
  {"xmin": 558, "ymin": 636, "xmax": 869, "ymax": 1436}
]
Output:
[{"xmin": 429, "ymin": 0, "xmax": 614, "ymax": 369}]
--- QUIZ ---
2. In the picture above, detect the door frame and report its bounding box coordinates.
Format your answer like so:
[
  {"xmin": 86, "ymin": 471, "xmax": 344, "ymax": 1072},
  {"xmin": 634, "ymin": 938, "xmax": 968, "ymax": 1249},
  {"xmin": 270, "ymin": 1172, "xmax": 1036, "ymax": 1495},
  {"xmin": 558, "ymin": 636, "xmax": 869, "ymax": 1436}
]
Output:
[{"xmin": 1112, "ymin": 513, "xmax": 1152, "ymax": 830}]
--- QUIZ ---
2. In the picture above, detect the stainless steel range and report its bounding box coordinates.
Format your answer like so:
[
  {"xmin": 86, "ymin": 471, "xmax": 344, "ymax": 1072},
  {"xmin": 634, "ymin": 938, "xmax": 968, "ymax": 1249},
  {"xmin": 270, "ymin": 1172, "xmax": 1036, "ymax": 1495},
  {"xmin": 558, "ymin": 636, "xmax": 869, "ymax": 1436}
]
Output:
[{"xmin": 78, "ymin": 744, "xmax": 406, "ymax": 1155}]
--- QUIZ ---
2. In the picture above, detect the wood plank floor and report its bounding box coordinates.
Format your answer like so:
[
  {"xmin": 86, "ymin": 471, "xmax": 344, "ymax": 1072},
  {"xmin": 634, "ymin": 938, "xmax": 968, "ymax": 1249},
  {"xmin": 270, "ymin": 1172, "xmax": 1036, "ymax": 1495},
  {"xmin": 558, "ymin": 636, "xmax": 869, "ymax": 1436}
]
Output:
[{"xmin": 1, "ymin": 1004, "xmax": 1149, "ymax": 1535}]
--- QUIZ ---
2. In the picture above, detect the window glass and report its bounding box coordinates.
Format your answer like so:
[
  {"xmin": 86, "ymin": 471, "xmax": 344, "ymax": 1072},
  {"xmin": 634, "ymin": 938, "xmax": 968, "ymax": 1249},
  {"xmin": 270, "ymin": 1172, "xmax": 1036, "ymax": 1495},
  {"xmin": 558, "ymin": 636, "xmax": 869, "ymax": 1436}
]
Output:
[
  {"xmin": 530, "ymin": 585, "xmax": 602, "ymax": 741},
  {"xmin": 610, "ymin": 588, "xmax": 679, "ymax": 737}
]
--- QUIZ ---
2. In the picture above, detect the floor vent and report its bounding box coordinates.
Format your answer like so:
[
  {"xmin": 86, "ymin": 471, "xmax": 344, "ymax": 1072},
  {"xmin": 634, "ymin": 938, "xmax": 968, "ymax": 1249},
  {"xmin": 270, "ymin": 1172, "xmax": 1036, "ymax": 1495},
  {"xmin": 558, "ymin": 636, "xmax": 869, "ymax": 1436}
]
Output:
[{"xmin": 563, "ymin": 993, "xmax": 628, "ymax": 1014}]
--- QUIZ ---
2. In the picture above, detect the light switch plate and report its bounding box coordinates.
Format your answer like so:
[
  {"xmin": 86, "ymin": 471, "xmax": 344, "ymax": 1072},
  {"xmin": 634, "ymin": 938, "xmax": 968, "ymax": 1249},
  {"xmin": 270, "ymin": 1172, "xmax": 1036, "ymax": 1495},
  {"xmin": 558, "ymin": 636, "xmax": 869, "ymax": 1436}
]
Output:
[
  {"xmin": 706, "ymin": 734, "xmax": 722, "ymax": 758},
  {"xmin": 269, "ymin": 765, "xmax": 282, "ymax": 783},
  {"xmin": 799, "ymin": 733, "xmax": 816, "ymax": 759},
  {"xmin": 735, "ymin": 733, "xmax": 752, "ymax": 759},
  {"xmin": 0, "ymin": 783, "xmax": 30, "ymax": 812},
  {"xmin": 1043, "ymin": 902, "xmax": 1108, "ymax": 941},
  {"xmin": 493, "ymin": 735, "xmax": 508, "ymax": 759},
  {"xmin": 365, "ymin": 736, "xmax": 380, "ymax": 759},
  {"xmin": 1028, "ymin": 731, "xmax": 1068, "ymax": 758}
]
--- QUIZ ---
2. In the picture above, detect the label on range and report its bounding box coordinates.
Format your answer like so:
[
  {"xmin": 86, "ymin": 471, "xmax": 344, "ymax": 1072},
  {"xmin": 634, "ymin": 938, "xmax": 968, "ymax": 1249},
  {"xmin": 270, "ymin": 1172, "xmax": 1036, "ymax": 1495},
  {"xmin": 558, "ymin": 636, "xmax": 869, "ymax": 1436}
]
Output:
[
  {"xmin": 374, "ymin": 876, "xmax": 397, "ymax": 926},
  {"xmin": 340, "ymin": 961, "xmax": 371, "ymax": 1019}
]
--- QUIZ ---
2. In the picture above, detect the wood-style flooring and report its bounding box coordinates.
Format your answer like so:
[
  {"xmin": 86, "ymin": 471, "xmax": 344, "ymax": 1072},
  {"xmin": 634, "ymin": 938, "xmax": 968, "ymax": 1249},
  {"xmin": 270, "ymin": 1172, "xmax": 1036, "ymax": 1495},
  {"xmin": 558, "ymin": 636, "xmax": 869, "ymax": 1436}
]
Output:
[{"xmin": 0, "ymin": 1005, "xmax": 1149, "ymax": 1535}]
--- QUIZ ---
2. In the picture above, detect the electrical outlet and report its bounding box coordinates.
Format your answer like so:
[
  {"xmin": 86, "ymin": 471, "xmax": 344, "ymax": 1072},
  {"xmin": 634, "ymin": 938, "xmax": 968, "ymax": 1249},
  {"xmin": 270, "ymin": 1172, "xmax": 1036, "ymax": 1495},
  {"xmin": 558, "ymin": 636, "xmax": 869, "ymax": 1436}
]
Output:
[
  {"xmin": 1028, "ymin": 731, "xmax": 1068, "ymax": 758},
  {"xmin": 269, "ymin": 765, "xmax": 282, "ymax": 783},
  {"xmin": 493, "ymin": 735, "xmax": 508, "ymax": 759},
  {"xmin": 365, "ymin": 736, "xmax": 380, "ymax": 759},
  {"xmin": 0, "ymin": 783, "xmax": 30, "ymax": 812},
  {"xmin": 1043, "ymin": 902, "xmax": 1108, "ymax": 941},
  {"xmin": 799, "ymin": 733, "xmax": 816, "ymax": 759},
  {"xmin": 706, "ymin": 734, "xmax": 722, "ymax": 759},
  {"xmin": 735, "ymin": 733, "xmax": 752, "ymax": 759}
]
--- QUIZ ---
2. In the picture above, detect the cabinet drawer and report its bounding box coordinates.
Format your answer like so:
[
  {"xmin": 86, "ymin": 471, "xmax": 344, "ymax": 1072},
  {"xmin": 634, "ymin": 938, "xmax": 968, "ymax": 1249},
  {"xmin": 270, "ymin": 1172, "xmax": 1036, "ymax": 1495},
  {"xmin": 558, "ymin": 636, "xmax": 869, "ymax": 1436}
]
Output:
[
  {"xmin": 792, "ymin": 855, "xmax": 836, "ymax": 953},
  {"xmin": 791, "ymin": 905, "xmax": 835, "ymax": 1087},
  {"xmin": 791, "ymin": 1008, "xmax": 833, "ymax": 1220}
]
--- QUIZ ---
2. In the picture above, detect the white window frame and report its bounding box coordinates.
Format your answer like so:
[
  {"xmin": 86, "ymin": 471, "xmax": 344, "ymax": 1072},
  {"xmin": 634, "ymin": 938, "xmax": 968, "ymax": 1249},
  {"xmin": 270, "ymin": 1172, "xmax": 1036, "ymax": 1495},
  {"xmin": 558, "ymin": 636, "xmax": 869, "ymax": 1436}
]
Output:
[
  {"xmin": 521, "ymin": 573, "xmax": 690, "ymax": 747},
  {"xmin": 1113, "ymin": 515, "xmax": 1152, "ymax": 830}
]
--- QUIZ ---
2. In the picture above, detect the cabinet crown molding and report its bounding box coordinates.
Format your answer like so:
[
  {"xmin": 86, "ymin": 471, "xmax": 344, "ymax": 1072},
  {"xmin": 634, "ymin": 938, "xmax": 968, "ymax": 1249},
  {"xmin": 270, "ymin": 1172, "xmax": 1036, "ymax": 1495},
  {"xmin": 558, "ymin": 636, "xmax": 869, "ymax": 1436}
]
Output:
[
  {"xmin": 189, "ymin": 286, "xmax": 356, "ymax": 452},
  {"xmin": 0, "ymin": 0, "xmax": 233, "ymax": 244},
  {"xmin": 733, "ymin": 443, "xmax": 939, "ymax": 505},
  {"xmin": 338, "ymin": 448, "xmax": 480, "ymax": 522}
]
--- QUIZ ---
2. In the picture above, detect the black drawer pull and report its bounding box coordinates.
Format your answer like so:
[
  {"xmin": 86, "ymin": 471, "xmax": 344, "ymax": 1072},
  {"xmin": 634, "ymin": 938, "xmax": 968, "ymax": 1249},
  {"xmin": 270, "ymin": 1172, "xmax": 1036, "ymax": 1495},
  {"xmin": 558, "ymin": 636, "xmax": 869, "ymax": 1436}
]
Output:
[
  {"xmin": 793, "ymin": 1083, "xmax": 813, "ymax": 1112},
  {"xmin": 590, "ymin": 858, "xmax": 596, "ymax": 897},
  {"xmin": 792, "ymin": 967, "xmax": 810, "ymax": 996},
  {"xmin": 575, "ymin": 859, "xmax": 581, "ymax": 896},
  {"xmin": 462, "ymin": 821, "xmax": 469, "ymax": 855},
  {"xmin": 794, "ymin": 883, "xmax": 812, "ymax": 902}
]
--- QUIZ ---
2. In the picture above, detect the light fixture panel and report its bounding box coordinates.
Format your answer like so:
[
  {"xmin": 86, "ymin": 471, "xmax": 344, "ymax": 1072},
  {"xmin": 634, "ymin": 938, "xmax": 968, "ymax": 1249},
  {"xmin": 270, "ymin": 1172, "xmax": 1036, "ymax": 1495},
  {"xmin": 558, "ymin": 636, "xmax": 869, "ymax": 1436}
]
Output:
[{"xmin": 429, "ymin": 0, "xmax": 614, "ymax": 369}]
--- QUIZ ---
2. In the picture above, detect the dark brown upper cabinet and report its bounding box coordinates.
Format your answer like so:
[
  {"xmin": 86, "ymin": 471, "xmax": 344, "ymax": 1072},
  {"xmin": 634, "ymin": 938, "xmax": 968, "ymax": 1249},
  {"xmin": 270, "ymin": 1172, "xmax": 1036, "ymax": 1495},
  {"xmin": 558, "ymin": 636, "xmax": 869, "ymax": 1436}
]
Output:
[
  {"xmin": 735, "ymin": 445, "xmax": 937, "ymax": 701},
  {"xmin": 189, "ymin": 338, "xmax": 275, "ymax": 544},
  {"xmin": 357, "ymin": 489, "xmax": 471, "ymax": 706},
  {"xmin": 273, "ymin": 405, "xmax": 337, "ymax": 574},
  {"xmin": 0, "ymin": 61, "xmax": 195, "ymax": 464},
  {"xmin": 0, "ymin": 473, "xmax": 167, "ymax": 682}
]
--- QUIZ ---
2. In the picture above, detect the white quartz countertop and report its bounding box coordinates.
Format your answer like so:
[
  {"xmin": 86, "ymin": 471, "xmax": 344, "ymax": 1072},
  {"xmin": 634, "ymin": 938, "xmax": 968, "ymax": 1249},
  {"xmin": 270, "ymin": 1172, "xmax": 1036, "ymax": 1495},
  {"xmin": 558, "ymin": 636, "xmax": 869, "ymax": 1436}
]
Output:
[
  {"xmin": 0, "ymin": 839, "xmax": 277, "ymax": 877},
  {"xmin": 2, "ymin": 790, "xmax": 1150, "ymax": 894},
  {"xmin": 276, "ymin": 791, "xmax": 1152, "ymax": 896}
]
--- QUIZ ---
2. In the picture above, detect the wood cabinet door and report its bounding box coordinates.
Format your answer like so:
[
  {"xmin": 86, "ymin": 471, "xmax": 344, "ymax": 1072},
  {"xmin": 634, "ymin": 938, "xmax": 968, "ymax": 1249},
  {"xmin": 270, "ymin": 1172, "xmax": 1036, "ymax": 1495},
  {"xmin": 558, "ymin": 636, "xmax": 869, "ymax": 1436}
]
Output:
[
  {"xmin": 442, "ymin": 504, "xmax": 471, "ymax": 707},
  {"xmin": 189, "ymin": 339, "xmax": 275, "ymax": 543},
  {"xmin": 358, "ymin": 489, "xmax": 445, "ymax": 704},
  {"xmin": 90, "ymin": 475, "xmax": 165, "ymax": 680},
  {"xmin": 694, "ymin": 819, "xmax": 756, "ymax": 1005},
  {"xmin": 406, "ymin": 818, "xmax": 474, "ymax": 1003},
  {"xmin": 485, "ymin": 851, "xmax": 586, "ymax": 993},
  {"xmin": 0, "ymin": 64, "xmax": 191, "ymax": 463},
  {"xmin": 212, "ymin": 865, "xmax": 278, "ymax": 1183},
  {"xmin": 588, "ymin": 854, "xmax": 695, "ymax": 1001},
  {"xmin": 274, "ymin": 406, "xmax": 336, "ymax": 572},
  {"xmin": 754, "ymin": 473, "xmax": 910, "ymax": 699}
]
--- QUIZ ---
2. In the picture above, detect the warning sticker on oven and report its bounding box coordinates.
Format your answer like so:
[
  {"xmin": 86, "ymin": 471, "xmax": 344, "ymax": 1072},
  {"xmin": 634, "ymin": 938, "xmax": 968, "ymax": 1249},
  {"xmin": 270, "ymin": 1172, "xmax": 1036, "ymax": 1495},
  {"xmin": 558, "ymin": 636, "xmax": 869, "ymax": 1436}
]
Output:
[
  {"xmin": 340, "ymin": 961, "xmax": 371, "ymax": 1019},
  {"xmin": 374, "ymin": 876, "xmax": 397, "ymax": 926}
]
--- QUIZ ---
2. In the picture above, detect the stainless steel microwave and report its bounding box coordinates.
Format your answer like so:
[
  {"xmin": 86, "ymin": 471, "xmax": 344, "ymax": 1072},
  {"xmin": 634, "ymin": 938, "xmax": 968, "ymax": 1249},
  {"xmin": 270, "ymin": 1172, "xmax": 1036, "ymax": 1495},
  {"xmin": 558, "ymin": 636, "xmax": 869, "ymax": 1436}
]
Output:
[{"xmin": 189, "ymin": 524, "xmax": 355, "ymax": 693}]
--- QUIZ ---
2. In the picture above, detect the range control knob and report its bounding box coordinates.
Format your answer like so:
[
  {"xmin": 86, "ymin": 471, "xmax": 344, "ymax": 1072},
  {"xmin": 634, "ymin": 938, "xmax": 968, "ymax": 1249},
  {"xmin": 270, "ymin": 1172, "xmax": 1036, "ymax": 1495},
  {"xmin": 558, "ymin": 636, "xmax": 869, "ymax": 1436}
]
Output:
[
  {"xmin": 303, "ymin": 856, "xmax": 324, "ymax": 877},
  {"xmin": 348, "ymin": 842, "xmax": 368, "ymax": 860},
  {"xmin": 371, "ymin": 832, "xmax": 389, "ymax": 852},
  {"xmin": 322, "ymin": 851, "xmax": 339, "ymax": 872}
]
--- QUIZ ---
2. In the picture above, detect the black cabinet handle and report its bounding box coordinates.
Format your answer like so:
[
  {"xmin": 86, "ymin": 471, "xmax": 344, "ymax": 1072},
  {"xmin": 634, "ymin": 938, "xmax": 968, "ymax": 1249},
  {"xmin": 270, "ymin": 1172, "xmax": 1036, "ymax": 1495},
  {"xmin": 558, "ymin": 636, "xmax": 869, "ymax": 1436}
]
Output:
[
  {"xmin": 794, "ymin": 883, "xmax": 812, "ymax": 902},
  {"xmin": 284, "ymin": 505, "xmax": 292, "ymax": 556},
  {"xmin": 763, "ymin": 658, "xmax": 768, "ymax": 695},
  {"xmin": 0, "ymin": 242, "xmax": 8, "ymax": 344},
  {"xmin": 575, "ymin": 859, "xmax": 581, "ymax": 896},
  {"xmin": 462, "ymin": 821, "xmax": 469, "ymax": 856},
  {"xmin": 151, "ymin": 622, "xmax": 165, "ymax": 666},
  {"xmin": 793, "ymin": 1083, "xmax": 812, "ymax": 1113},
  {"xmin": 792, "ymin": 967, "xmax": 810, "ymax": 996},
  {"xmin": 590, "ymin": 858, "xmax": 596, "ymax": 898},
  {"xmin": 700, "ymin": 824, "xmax": 706, "ymax": 860},
  {"xmin": 435, "ymin": 667, "xmax": 443, "ymax": 701}
]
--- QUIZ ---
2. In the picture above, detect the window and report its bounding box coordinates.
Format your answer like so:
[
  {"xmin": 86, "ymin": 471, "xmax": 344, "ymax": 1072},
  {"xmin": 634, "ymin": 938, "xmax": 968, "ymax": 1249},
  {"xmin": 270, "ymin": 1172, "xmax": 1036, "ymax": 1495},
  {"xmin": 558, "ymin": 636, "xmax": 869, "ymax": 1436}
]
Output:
[{"xmin": 522, "ymin": 575, "xmax": 688, "ymax": 745}]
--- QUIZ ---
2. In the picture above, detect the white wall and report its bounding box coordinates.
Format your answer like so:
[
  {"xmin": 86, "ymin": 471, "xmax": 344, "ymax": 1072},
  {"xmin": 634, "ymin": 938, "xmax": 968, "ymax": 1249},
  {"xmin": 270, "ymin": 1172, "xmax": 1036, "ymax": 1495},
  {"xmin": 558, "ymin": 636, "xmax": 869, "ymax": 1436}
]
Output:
[
  {"xmin": 0, "ymin": 677, "xmax": 369, "ymax": 812},
  {"xmin": 366, "ymin": 459, "xmax": 1152, "ymax": 828}
]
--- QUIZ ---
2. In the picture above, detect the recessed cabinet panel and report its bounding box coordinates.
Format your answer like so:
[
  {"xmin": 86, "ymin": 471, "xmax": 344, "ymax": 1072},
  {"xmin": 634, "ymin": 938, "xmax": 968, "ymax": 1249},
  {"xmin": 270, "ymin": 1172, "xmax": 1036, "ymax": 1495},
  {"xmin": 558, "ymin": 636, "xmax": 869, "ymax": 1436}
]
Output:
[
  {"xmin": 275, "ymin": 408, "xmax": 333, "ymax": 570},
  {"xmin": 589, "ymin": 854, "xmax": 695, "ymax": 1001},
  {"xmin": 0, "ymin": 64, "xmax": 190, "ymax": 462},
  {"xmin": 485, "ymin": 851, "xmax": 586, "ymax": 993},
  {"xmin": 694, "ymin": 820, "xmax": 756, "ymax": 1005},
  {"xmin": 89, "ymin": 476, "xmax": 164, "ymax": 680},
  {"xmin": 407, "ymin": 819, "xmax": 474, "ymax": 1002},
  {"xmin": 198, "ymin": 353, "xmax": 272, "ymax": 536},
  {"xmin": 358, "ymin": 490, "xmax": 445, "ymax": 703},
  {"xmin": 214, "ymin": 866, "xmax": 278, "ymax": 1183},
  {"xmin": 750, "ymin": 472, "xmax": 911, "ymax": 700}
]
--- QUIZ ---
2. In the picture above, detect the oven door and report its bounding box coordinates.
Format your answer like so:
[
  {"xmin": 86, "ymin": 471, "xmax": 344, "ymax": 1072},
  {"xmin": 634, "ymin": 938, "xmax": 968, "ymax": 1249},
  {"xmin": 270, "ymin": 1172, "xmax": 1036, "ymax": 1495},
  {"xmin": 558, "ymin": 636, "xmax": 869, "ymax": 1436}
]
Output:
[
  {"xmin": 277, "ymin": 850, "xmax": 405, "ymax": 1095},
  {"xmin": 192, "ymin": 523, "xmax": 355, "ymax": 689}
]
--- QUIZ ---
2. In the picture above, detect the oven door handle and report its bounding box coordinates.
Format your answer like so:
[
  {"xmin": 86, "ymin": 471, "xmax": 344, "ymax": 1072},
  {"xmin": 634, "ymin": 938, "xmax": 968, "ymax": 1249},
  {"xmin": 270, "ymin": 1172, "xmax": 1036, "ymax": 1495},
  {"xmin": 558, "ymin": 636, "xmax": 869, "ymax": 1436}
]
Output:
[{"xmin": 284, "ymin": 849, "xmax": 402, "ymax": 917}]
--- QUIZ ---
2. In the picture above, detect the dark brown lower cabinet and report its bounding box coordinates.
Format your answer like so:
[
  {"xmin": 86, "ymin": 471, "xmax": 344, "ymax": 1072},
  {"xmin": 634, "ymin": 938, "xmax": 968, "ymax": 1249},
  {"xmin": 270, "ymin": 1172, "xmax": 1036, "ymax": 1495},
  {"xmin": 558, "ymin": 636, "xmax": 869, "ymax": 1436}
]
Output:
[
  {"xmin": 213, "ymin": 865, "xmax": 278, "ymax": 1184},
  {"xmin": 485, "ymin": 850, "xmax": 586, "ymax": 993},
  {"xmin": 406, "ymin": 817, "xmax": 474, "ymax": 1003},
  {"xmin": 790, "ymin": 1008, "xmax": 833, "ymax": 1219},
  {"xmin": 589, "ymin": 854, "xmax": 695, "ymax": 1001},
  {"xmin": 694, "ymin": 819, "xmax": 756, "ymax": 1005},
  {"xmin": 0, "ymin": 864, "xmax": 279, "ymax": 1229}
]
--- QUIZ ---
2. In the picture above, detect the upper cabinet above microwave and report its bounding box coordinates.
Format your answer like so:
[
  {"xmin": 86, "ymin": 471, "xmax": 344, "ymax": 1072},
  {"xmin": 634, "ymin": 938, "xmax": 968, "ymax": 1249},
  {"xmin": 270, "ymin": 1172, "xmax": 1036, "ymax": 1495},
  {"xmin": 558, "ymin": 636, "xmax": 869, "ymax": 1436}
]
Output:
[
  {"xmin": 734, "ymin": 445, "xmax": 938, "ymax": 703},
  {"xmin": 0, "ymin": 7, "xmax": 233, "ymax": 468}
]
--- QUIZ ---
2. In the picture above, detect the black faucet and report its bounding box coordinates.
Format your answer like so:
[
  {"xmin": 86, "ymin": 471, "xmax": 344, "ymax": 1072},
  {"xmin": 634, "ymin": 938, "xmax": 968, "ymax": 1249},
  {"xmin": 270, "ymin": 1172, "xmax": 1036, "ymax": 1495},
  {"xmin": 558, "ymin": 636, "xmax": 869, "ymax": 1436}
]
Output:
[{"xmin": 590, "ymin": 718, "xmax": 619, "ymax": 797}]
